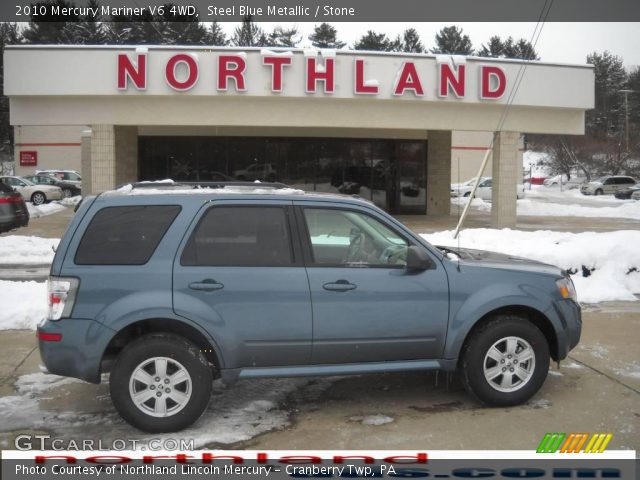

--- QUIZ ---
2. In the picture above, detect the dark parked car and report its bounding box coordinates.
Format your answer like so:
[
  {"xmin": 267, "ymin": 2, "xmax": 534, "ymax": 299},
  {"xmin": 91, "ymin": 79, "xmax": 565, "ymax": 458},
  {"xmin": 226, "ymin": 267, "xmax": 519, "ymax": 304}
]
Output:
[
  {"xmin": 0, "ymin": 181, "xmax": 29, "ymax": 233},
  {"xmin": 614, "ymin": 183, "xmax": 640, "ymax": 200},
  {"xmin": 38, "ymin": 182, "xmax": 581, "ymax": 432},
  {"xmin": 23, "ymin": 174, "xmax": 81, "ymax": 198}
]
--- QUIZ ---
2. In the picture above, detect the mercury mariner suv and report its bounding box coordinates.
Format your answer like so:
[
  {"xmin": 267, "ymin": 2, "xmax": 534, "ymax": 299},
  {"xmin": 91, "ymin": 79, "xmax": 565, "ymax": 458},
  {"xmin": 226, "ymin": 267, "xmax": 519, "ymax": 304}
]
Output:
[{"xmin": 37, "ymin": 181, "xmax": 581, "ymax": 432}]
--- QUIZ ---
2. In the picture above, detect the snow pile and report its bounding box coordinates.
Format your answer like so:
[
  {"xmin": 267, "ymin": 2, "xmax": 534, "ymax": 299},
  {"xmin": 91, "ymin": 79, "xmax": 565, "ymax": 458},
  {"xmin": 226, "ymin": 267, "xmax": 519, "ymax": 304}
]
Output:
[
  {"xmin": 108, "ymin": 183, "xmax": 305, "ymax": 196},
  {"xmin": 27, "ymin": 202, "xmax": 66, "ymax": 218},
  {"xmin": 422, "ymin": 229, "xmax": 640, "ymax": 303},
  {"xmin": 59, "ymin": 195, "xmax": 82, "ymax": 207},
  {"xmin": 0, "ymin": 280, "xmax": 47, "ymax": 329},
  {"xmin": 452, "ymin": 194, "xmax": 640, "ymax": 220},
  {"xmin": 0, "ymin": 235, "xmax": 59, "ymax": 265}
]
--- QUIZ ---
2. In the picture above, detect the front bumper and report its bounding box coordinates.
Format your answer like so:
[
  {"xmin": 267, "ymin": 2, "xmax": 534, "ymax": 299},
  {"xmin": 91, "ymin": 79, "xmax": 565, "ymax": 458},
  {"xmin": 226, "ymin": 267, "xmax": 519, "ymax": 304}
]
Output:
[
  {"xmin": 547, "ymin": 299, "xmax": 582, "ymax": 359},
  {"xmin": 37, "ymin": 318, "xmax": 116, "ymax": 383}
]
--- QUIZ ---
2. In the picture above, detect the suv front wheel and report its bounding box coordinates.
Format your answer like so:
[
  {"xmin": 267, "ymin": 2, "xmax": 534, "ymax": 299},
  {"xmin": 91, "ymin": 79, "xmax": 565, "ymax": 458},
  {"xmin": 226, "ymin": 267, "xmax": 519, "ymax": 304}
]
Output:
[
  {"xmin": 459, "ymin": 316, "xmax": 549, "ymax": 406},
  {"xmin": 110, "ymin": 334, "xmax": 213, "ymax": 432}
]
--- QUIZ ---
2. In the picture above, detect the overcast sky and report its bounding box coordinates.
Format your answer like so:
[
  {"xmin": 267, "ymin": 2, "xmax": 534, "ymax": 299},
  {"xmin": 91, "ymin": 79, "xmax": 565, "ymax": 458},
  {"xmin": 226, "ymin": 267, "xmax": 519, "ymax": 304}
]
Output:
[{"xmin": 221, "ymin": 22, "xmax": 640, "ymax": 68}]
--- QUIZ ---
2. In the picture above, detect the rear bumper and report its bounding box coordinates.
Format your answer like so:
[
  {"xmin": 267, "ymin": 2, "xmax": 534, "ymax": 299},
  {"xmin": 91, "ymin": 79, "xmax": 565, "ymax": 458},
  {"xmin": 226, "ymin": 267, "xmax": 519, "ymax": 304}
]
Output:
[{"xmin": 37, "ymin": 318, "xmax": 116, "ymax": 384}]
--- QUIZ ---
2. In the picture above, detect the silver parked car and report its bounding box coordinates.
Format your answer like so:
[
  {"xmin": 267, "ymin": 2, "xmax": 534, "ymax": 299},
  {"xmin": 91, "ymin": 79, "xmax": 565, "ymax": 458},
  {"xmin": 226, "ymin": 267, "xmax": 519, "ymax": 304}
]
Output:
[
  {"xmin": 631, "ymin": 189, "xmax": 640, "ymax": 201},
  {"xmin": 0, "ymin": 176, "xmax": 64, "ymax": 205},
  {"xmin": 580, "ymin": 175, "xmax": 636, "ymax": 195}
]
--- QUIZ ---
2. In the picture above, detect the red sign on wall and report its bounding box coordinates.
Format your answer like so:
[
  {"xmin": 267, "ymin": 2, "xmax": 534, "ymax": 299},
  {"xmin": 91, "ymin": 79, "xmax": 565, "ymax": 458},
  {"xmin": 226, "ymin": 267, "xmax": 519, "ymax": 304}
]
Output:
[{"xmin": 19, "ymin": 151, "xmax": 37, "ymax": 166}]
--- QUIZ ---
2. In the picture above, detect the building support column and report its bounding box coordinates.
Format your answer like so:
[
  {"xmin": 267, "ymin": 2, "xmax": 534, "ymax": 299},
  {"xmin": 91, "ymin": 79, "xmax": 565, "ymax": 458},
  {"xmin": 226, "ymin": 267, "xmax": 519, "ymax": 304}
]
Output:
[
  {"xmin": 426, "ymin": 130, "xmax": 452, "ymax": 215},
  {"xmin": 80, "ymin": 129, "xmax": 92, "ymax": 194},
  {"xmin": 491, "ymin": 131, "xmax": 519, "ymax": 228},
  {"xmin": 88, "ymin": 125, "xmax": 138, "ymax": 194}
]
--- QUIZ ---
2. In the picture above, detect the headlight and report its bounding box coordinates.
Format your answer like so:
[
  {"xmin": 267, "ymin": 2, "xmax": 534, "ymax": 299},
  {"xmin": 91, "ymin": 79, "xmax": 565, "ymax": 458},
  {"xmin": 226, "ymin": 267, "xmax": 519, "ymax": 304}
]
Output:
[{"xmin": 556, "ymin": 277, "xmax": 577, "ymax": 302}]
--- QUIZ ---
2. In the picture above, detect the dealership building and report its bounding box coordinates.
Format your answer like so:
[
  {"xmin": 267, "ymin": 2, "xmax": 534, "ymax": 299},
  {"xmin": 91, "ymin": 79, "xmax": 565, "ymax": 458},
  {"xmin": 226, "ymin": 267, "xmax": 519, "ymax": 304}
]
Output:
[{"xmin": 4, "ymin": 45, "xmax": 594, "ymax": 226}]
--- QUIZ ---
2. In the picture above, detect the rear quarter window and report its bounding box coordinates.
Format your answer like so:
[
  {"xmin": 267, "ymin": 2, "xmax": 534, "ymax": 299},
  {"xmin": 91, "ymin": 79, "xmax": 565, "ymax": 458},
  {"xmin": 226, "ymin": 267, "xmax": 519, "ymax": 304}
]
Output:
[{"xmin": 74, "ymin": 205, "xmax": 181, "ymax": 265}]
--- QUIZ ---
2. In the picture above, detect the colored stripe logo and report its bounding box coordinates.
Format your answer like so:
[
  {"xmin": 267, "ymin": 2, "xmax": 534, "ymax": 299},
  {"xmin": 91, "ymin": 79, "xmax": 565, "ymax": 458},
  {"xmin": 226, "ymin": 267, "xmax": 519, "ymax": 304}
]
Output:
[{"xmin": 537, "ymin": 433, "xmax": 613, "ymax": 453}]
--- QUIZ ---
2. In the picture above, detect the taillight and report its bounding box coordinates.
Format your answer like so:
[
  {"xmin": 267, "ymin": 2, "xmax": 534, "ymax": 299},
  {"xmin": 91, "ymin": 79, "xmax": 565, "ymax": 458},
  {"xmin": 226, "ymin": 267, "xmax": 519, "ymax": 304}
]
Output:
[
  {"xmin": 47, "ymin": 276, "xmax": 79, "ymax": 320},
  {"xmin": 0, "ymin": 195, "xmax": 22, "ymax": 204}
]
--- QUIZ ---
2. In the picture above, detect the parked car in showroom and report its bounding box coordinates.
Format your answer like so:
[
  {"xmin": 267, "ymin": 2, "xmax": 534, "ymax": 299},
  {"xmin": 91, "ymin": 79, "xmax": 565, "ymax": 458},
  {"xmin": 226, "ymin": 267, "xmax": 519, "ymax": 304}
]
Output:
[
  {"xmin": 0, "ymin": 176, "xmax": 63, "ymax": 205},
  {"xmin": 23, "ymin": 174, "xmax": 81, "ymax": 198},
  {"xmin": 38, "ymin": 181, "xmax": 580, "ymax": 432},
  {"xmin": 452, "ymin": 177, "xmax": 526, "ymax": 200},
  {"xmin": 36, "ymin": 169, "xmax": 82, "ymax": 188},
  {"xmin": 580, "ymin": 175, "xmax": 636, "ymax": 195},
  {"xmin": 613, "ymin": 183, "xmax": 640, "ymax": 200},
  {"xmin": 0, "ymin": 181, "xmax": 29, "ymax": 233}
]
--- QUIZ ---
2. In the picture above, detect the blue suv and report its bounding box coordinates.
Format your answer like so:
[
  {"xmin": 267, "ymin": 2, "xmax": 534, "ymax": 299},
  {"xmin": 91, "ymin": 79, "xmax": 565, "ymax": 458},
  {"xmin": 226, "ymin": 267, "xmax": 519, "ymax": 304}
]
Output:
[{"xmin": 37, "ymin": 182, "xmax": 581, "ymax": 432}]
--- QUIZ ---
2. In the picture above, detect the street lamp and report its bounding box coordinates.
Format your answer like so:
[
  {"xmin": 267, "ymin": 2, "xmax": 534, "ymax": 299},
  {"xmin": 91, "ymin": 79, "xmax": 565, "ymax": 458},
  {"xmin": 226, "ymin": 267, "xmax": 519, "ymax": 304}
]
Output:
[{"xmin": 619, "ymin": 89, "xmax": 636, "ymax": 152}]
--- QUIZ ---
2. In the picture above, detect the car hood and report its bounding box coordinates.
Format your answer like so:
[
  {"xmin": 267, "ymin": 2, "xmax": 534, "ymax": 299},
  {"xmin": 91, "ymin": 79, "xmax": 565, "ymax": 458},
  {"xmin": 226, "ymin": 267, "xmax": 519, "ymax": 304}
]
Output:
[{"xmin": 437, "ymin": 246, "xmax": 563, "ymax": 277}]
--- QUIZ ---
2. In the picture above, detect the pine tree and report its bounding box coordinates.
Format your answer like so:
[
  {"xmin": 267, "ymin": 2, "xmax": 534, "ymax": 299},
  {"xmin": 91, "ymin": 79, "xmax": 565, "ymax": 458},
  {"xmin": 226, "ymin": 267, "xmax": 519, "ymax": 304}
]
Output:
[
  {"xmin": 267, "ymin": 26, "xmax": 301, "ymax": 47},
  {"xmin": 431, "ymin": 26, "xmax": 473, "ymax": 55},
  {"xmin": 207, "ymin": 21, "xmax": 228, "ymax": 46},
  {"xmin": 399, "ymin": 28, "xmax": 424, "ymax": 53},
  {"xmin": 586, "ymin": 51, "xmax": 627, "ymax": 139},
  {"xmin": 353, "ymin": 30, "xmax": 393, "ymax": 52},
  {"xmin": 65, "ymin": 0, "xmax": 107, "ymax": 45},
  {"xmin": 627, "ymin": 67, "xmax": 640, "ymax": 148},
  {"xmin": 22, "ymin": 0, "xmax": 81, "ymax": 44},
  {"xmin": 308, "ymin": 23, "xmax": 345, "ymax": 49},
  {"xmin": 230, "ymin": 16, "xmax": 265, "ymax": 47},
  {"xmin": 478, "ymin": 36, "xmax": 539, "ymax": 60}
]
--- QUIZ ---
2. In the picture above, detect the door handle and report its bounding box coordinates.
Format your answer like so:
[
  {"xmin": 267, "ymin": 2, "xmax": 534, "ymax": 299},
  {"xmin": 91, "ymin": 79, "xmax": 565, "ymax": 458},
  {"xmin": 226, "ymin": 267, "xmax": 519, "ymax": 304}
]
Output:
[
  {"xmin": 323, "ymin": 280, "xmax": 357, "ymax": 292},
  {"xmin": 189, "ymin": 279, "xmax": 224, "ymax": 291}
]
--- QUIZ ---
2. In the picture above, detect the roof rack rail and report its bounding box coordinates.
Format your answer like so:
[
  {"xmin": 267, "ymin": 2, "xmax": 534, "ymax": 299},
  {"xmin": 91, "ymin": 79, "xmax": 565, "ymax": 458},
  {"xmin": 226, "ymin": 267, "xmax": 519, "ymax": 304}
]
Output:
[{"xmin": 127, "ymin": 181, "xmax": 292, "ymax": 189}]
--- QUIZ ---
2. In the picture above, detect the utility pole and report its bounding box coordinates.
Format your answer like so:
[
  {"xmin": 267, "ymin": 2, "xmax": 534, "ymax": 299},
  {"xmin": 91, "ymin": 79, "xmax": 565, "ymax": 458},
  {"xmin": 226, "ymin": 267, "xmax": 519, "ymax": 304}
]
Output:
[{"xmin": 619, "ymin": 89, "xmax": 636, "ymax": 152}]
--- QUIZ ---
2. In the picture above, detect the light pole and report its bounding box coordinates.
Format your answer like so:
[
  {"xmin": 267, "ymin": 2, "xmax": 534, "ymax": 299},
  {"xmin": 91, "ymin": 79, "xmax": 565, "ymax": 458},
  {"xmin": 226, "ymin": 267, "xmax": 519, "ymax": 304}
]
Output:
[{"xmin": 619, "ymin": 89, "xmax": 636, "ymax": 152}]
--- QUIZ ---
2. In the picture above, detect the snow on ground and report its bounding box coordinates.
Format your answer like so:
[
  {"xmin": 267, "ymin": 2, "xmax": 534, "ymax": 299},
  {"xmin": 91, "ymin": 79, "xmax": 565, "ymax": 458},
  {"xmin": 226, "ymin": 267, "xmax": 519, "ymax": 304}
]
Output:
[
  {"xmin": 422, "ymin": 229, "xmax": 640, "ymax": 303},
  {"xmin": 350, "ymin": 414, "xmax": 395, "ymax": 426},
  {"xmin": 0, "ymin": 371, "xmax": 332, "ymax": 448},
  {"xmin": 59, "ymin": 195, "xmax": 82, "ymax": 207},
  {"xmin": 452, "ymin": 188, "xmax": 640, "ymax": 220},
  {"xmin": 0, "ymin": 235, "xmax": 59, "ymax": 265},
  {"xmin": 27, "ymin": 202, "xmax": 66, "ymax": 218},
  {"xmin": 0, "ymin": 280, "xmax": 47, "ymax": 330}
]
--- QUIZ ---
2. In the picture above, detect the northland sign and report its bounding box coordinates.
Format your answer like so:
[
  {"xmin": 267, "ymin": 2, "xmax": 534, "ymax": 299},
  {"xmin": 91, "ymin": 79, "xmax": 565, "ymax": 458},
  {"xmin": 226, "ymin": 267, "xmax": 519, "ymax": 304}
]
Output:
[{"xmin": 117, "ymin": 50, "xmax": 508, "ymax": 100}]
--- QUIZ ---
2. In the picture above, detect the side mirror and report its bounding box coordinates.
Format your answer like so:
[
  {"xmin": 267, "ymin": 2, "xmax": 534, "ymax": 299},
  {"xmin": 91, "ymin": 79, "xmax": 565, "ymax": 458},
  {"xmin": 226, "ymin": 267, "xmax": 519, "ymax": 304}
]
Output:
[{"xmin": 406, "ymin": 246, "xmax": 434, "ymax": 271}]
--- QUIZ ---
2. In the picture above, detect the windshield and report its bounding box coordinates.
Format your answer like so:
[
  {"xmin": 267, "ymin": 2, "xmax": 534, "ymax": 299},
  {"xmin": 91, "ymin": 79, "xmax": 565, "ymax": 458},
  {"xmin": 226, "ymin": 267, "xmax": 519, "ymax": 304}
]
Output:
[
  {"xmin": 19, "ymin": 178, "xmax": 35, "ymax": 186},
  {"xmin": 593, "ymin": 177, "xmax": 608, "ymax": 183}
]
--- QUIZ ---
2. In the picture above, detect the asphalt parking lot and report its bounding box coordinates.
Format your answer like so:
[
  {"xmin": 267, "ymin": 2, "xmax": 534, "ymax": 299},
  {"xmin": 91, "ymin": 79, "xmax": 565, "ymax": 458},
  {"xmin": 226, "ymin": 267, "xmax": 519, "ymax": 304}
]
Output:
[{"xmin": 0, "ymin": 203, "xmax": 638, "ymax": 451}]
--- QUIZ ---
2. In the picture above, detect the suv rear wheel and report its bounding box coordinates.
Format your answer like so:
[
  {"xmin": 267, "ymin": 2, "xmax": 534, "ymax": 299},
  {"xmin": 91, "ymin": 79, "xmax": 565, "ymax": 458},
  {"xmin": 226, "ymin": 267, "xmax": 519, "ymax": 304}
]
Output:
[
  {"xmin": 459, "ymin": 316, "xmax": 549, "ymax": 406},
  {"xmin": 110, "ymin": 334, "xmax": 213, "ymax": 432}
]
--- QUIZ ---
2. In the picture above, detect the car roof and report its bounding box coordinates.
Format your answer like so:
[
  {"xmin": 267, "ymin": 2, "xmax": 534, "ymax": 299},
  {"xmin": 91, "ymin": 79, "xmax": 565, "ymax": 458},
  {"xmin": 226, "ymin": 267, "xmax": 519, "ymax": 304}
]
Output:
[{"xmin": 99, "ymin": 181, "xmax": 374, "ymax": 207}]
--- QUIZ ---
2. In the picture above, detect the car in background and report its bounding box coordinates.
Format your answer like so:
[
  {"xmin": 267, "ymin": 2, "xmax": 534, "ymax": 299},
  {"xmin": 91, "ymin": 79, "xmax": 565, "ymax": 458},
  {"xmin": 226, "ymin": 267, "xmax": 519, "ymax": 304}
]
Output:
[
  {"xmin": 580, "ymin": 175, "xmax": 636, "ymax": 195},
  {"xmin": 632, "ymin": 190, "xmax": 640, "ymax": 201},
  {"xmin": 0, "ymin": 176, "xmax": 64, "ymax": 205},
  {"xmin": 0, "ymin": 181, "xmax": 29, "ymax": 233},
  {"xmin": 233, "ymin": 163, "xmax": 277, "ymax": 182},
  {"xmin": 450, "ymin": 177, "xmax": 490, "ymax": 197},
  {"xmin": 36, "ymin": 169, "xmax": 82, "ymax": 188},
  {"xmin": 23, "ymin": 174, "xmax": 81, "ymax": 198},
  {"xmin": 452, "ymin": 177, "xmax": 525, "ymax": 200},
  {"xmin": 614, "ymin": 183, "xmax": 640, "ymax": 200}
]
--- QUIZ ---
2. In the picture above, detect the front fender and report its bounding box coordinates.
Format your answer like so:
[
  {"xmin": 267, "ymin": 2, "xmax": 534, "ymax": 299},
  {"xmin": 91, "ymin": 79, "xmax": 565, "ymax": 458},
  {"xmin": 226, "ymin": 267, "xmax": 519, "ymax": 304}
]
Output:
[{"xmin": 443, "ymin": 280, "xmax": 558, "ymax": 361}]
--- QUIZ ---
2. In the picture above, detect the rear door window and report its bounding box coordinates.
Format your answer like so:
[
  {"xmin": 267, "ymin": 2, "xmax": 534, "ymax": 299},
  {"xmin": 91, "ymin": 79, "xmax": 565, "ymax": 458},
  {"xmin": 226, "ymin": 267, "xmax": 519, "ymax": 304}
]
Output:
[
  {"xmin": 181, "ymin": 206, "xmax": 294, "ymax": 267},
  {"xmin": 75, "ymin": 205, "xmax": 181, "ymax": 265}
]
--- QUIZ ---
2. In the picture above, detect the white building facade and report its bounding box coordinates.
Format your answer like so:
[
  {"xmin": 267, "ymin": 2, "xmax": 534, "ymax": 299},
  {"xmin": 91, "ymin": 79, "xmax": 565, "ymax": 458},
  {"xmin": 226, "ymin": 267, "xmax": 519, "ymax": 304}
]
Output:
[{"xmin": 4, "ymin": 45, "xmax": 594, "ymax": 226}]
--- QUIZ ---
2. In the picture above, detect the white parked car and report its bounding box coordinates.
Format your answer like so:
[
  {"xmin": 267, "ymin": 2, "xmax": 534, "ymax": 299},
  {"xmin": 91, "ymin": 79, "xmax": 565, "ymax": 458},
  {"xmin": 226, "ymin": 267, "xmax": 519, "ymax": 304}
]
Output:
[
  {"xmin": 0, "ymin": 176, "xmax": 63, "ymax": 205},
  {"xmin": 580, "ymin": 175, "xmax": 636, "ymax": 195},
  {"xmin": 451, "ymin": 177, "xmax": 525, "ymax": 200},
  {"xmin": 450, "ymin": 177, "xmax": 490, "ymax": 197},
  {"xmin": 631, "ymin": 190, "xmax": 640, "ymax": 201}
]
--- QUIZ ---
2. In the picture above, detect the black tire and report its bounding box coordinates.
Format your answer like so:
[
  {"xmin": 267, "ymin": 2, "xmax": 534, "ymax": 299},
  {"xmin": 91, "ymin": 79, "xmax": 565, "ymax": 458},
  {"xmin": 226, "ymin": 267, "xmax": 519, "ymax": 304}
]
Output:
[
  {"xmin": 463, "ymin": 192, "xmax": 471, "ymax": 197},
  {"xmin": 110, "ymin": 334, "xmax": 213, "ymax": 433},
  {"xmin": 31, "ymin": 191, "xmax": 46, "ymax": 205},
  {"xmin": 595, "ymin": 189, "xmax": 603, "ymax": 196},
  {"xmin": 459, "ymin": 315, "xmax": 549, "ymax": 407}
]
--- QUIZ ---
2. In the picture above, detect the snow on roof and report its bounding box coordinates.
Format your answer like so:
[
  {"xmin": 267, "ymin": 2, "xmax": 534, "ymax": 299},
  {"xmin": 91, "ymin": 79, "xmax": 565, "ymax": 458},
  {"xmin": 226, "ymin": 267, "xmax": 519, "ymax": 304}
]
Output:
[{"xmin": 102, "ymin": 180, "xmax": 306, "ymax": 197}]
